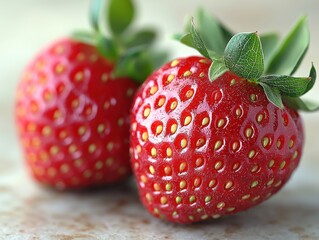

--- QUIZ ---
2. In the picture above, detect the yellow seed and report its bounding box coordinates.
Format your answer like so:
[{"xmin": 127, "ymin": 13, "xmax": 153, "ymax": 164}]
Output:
[
  {"xmin": 179, "ymin": 180, "xmax": 186, "ymax": 189},
  {"xmin": 181, "ymin": 139, "xmax": 187, "ymax": 148},
  {"xmin": 143, "ymin": 107, "xmax": 151, "ymax": 118},
  {"xmin": 53, "ymin": 110, "xmax": 62, "ymax": 120},
  {"xmin": 150, "ymin": 86, "xmax": 158, "ymax": 95},
  {"xmin": 156, "ymin": 124, "xmax": 163, "ymax": 135},
  {"xmin": 251, "ymin": 180, "xmax": 259, "ymax": 188},
  {"xmin": 89, "ymin": 144, "xmax": 97, "ymax": 153},
  {"xmin": 179, "ymin": 162, "xmax": 187, "ymax": 172},
  {"xmin": 164, "ymin": 166, "xmax": 171, "ymax": 175},
  {"xmin": 97, "ymin": 124, "xmax": 105, "ymax": 133},
  {"xmin": 50, "ymin": 146, "xmax": 59, "ymax": 155},
  {"xmin": 183, "ymin": 70, "xmax": 192, "ymax": 77},
  {"xmin": 292, "ymin": 151, "xmax": 298, "ymax": 160},
  {"xmin": 149, "ymin": 165, "xmax": 155, "ymax": 174},
  {"xmin": 277, "ymin": 140, "xmax": 282, "ymax": 149},
  {"xmin": 170, "ymin": 124, "xmax": 177, "ymax": 134},
  {"xmin": 236, "ymin": 108, "xmax": 242, "ymax": 117},
  {"xmin": 251, "ymin": 165, "xmax": 259, "ymax": 173},
  {"xmin": 274, "ymin": 180, "xmax": 282, "ymax": 187},
  {"xmin": 170, "ymin": 101, "xmax": 177, "ymax": 110},
  {"xmin": 55, "ymin": 63, "xmax": 65, "ymax": 74},
  {"xmin": 166, "ymin": 147, "xmax": 172, "ymax": 157},
  {"xmin": 250, "ymin": 94, "xmax": 257, "ymax": 102},
  {"xmin": 267, "ymin": 178, "xmax": 274, "ymax": 186},
  {"xmin": 107, "ymin": 142, "xmax": 114, "ymax": 151},
  {"xmin": 105, "ymin": 158, "xmax": 114, "ymax": 166},
  {"xmin": 167, "ymin": 74, "xmax": 175, "ymax": 83},
  {"xmin": 158, "ymin": 97, "xmax": 165, "ymax": 107},
  {"xmin": 225, "ymin": 181, "xmax": 233, "ymax": 189},
  {"xmin": 194, "ymin": 177, "xmax": 201, "ymax": 187},
  {"xmin": 101, "ymin": 73, "xmax": 108, "ymax": 82},
  {"xmin": 242, "ymin": 194, "xmax": 250, "ymax": 200},
  {"xmin": 232, "ymin": 141, "xmax": 239, "ymax": 151},
  {"xmin": 268, "ymin": 160, "xmax": 275, "ymax": 168},
  {"xmin": 217, "ymin": 118, "xmax": 225, "ymax": 128},
  {"xmin": 201, "ymin": 214, "xmax": 209, "ymax": 220},
  {"xmin": 217, "ymin": 202, "xmax": 225, "ymax": 209},
  {"xmin": 44, "ymin": 91, "xmax": 53, "ymax": 102},
  {"xmin": 212, "ymin": 214, "xmax": 221, "ymax": 219},
  {"xmin": 165, "ymin": 183, "xmax": 172, "ymax": 191},
  {"xmin": 175, "ymin": 196, "xmax": 182, "ymax": 204},
  {"xmin": 172, "ymin": 211, "xmax": 178, "ymax": 217},
  {"xmin": 208, "ymin": 179, "xmax": 216, "ymax": 188},
  {"xmin": 189, "ymin": 196, "xmax": 196, "ymax": 203},
  {"xmin": 245, "ymin": 128, "xmax": 253, "ymax": 138},
  {"xmin": 199, "ymin": 59, "xmax": 209, "ymax": 64},
  {"xmin": 154, "ymin": 183, "xmax": 160, "ymax": 191},
  {"xmin": 215, "ymin": 161, "xmax": 223, "ymax": 170},
  {"xmin": 140, "ymin": 175, "xmax": 147, "ymax": 183},
  {"xmin": 185, "ymin": 89, "xmax": 194, "ymax": 98},
  {"xmin": 160, "ymin": 196, "xmax": 167, "ymax": 204},
  {"xmin": 68, "ymin": 144, "xmax": 77, "ymax": 153},
  {"xmin": 230, "ymin": 79, "xmax": 236, "ymax": 86},
  {"xmin": 60, "ymin": 164, "xmax": 69, "ymax": 173},
  {"xmin": 195, "ymin": 158, "xmax": 203, "ymax": 167},
  {"xmin": 142, "ymin": 131, "xmax": 148, "ymax": 141},
  {"xmin": 42, "ymin": 126, "xmax": 52, "ymax": 136},
  {"xmin": 146, "ymin": 193, "xmax": 152, "ymax": 202},
  {"xmin": 78, "ymin": 126, "xmax": 86, "ymax": 136},
  {"xmin": 214, "ymin": 140, "xmax": 222, "ymax": 150},
  {"xmin": 279, "ymin": 161, "xmax": 286, "ymax": 170},
  {"xmin": 289, "ymin": 139, "xmax": 294, "ymax": 149},
  {"xmin": 205, "ymin": 196, "xmax": 211, "ymax": 203},
  {"xmin": 118, "ymin": 118, "xmax": 124, "ymax": 126},
  {"xmin": 202, "ymin": 117, "xmax": 209, "ymax": 126},
  {"xmin": 196, "ymin": 138, "xmax": 205, "ymax": 148},
  {"xmin": 232, "ymin": 162, "xmax": 240, "ymax": 170},
  {"xmin": 257, "ymin": 113, "xmax": 263, "ymax": 123},
  {"xmin": 74, "ymin": 159, "xmax": 83, "ymax": 168},
  {"xmin": 248, "ymin": 150, "xmax": 256, "ymax": 159},
  {"xmin": 262, "ymin": 137, "xmax": 270, "ymax": 148},
  {"xmin": 199, "ymin": 72, "xmax": 205, "ymax": 77},
  {"xmin": 95, "ymin": 161, "xmax": 103, "ymax": 170},
  {"xmin": 227, "ymin": 207, "xmax": 235, "ymax": 212},
  {"xmin": 74, "ymin": 71, "xmax": 84, "ymax": 82},
  {"xmin": 252, "ymin": 196, "xmax": 261, "ymax": 202},
  {"xmin": 151, "ymin": 147, "xmax": 157, "ymax": 157},
  {"xmin": 171, "ymin": 60, "xmax": 180, "ymax": 67}
]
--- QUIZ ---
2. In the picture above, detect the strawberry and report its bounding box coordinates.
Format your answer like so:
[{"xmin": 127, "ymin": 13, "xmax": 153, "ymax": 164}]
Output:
[
  {"xmin": 130, "ymin": 10, "xmax": 317, "ymax": 223},
  {"xmin": 15, "ymin": 0, "xmax": 166, "ymax": 189}
]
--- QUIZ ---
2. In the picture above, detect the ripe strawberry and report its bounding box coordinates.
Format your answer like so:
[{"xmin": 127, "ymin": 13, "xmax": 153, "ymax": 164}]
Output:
[
  {"xmin": 15, "ymin": 0, "xmax": 165, "ymax": 189},
  {"xmin": 130, "ymin": 11, "xmax": 317, "ymax": 223}
]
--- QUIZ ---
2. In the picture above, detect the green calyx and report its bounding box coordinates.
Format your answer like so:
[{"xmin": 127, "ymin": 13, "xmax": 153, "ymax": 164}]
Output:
[
  {"xmin": 175, "ymin": 9, "xmax": 318, "ymax": 111},
  {"xmin": 72, "ymin": 0, "xmax": 167, "ymax": 84}
]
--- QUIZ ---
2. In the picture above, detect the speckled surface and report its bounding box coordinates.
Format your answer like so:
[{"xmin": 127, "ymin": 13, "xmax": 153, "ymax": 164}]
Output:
[{"xmin": 1, "ymin": 112, "xmax": 319, "ymax": 239}]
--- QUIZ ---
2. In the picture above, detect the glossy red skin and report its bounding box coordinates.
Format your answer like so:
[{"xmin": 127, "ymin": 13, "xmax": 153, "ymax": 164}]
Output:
[
  {"xmin": 130, "ymin": 56, "xmax": 303, "ymax": 223},
  {"xmin": 15, "ymin": 38, "xmax": 138, "ymax": 189}
]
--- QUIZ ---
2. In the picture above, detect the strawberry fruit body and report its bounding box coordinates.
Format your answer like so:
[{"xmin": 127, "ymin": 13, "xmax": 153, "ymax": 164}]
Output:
[
  {"xmin": 15, "ymin": 0, "xmax": 165, "ymax": 189},
  {"xmin": 16, "ymin": 39, "xmax": 138, "ymax": 189},
  {"xmin": 130, "ymin": 56, "xmax": 303, "ymax": 223},
  {"xmin": 130, "ymin": 11, "xmax": 317, "ymax": 223}
]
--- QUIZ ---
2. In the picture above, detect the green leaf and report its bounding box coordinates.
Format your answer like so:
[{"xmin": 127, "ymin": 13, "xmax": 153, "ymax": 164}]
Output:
[
  {"xmin": 95, "ymin": 33, "xmax": 118, "ymax": 60},
  {"xmin": 72, "ymin": 31, "xmax": 95, "ymax": 45},
  {"xmin": 266, "ymin": 16, "xmax": 309, "ymax": 75},
  {"xmin": 189, "ymin": 19, "xmax": 210, "ymax": 58},
  {"xmin": 125, "ymin": 29, "xmax": 156, "ymax": 48},
  {"xmin": 90, "ymin": 0, "xmax": 103, "ymax": 32},
  {"xmin": 305, "ymin": 63, "xmax": 316, "ymax": 93},
  {"xmin": 260, "ymin": 33, "xmax": 279, "ymax": 69},
  {"xmin": 259, "ymin": 82, "xmax": 284, "ymax": 109},
  {"xmin": 209, "ymin": 59, "xmax": 228, "ymax": 81},
  {"xmin": 107, "ymin": 0, "xmax": 134, "ymax": 36},
  {"xmin": 196, "ymin": 8, "xmax": 227, "ymax": 55},
  {"xmin": 259, "ymin": 75, "xmax": 311, "ymax": 97},
  {"xmin": 224, "ymin": 32, "xmax": 264, "ymax": 79}
]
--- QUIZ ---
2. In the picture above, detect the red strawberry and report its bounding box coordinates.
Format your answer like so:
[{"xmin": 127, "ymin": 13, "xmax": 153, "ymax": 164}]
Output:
[
  {"xmin": 15, "ymin": 0, "xmax": 165, "ymax": 189},
  {"xmin": 130, "ymin": 12, "xmax": 317, "ymax": 223}
]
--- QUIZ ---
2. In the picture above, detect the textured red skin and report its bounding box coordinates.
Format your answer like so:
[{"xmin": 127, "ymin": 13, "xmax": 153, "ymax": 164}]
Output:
[
  {"xmin": 130, "ymin": 56, "xmax": 303, "ymax": 223},
  {"xmin": 15, "ymin": 38, "xmax": 138, "ymax": 189}
]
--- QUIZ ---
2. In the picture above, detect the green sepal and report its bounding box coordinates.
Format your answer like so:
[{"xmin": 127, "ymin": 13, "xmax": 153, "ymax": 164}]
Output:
[
  {"xmin": 283, "ymin": 96, "xmax": 319, "ymax": 112},
  {"xmin": 196, "ymin": 8, "xmax": 227, "ymax": 55},
  {"xmin": 209, "ymin": 58, "xmax": 228, "ymax": 81},
  {"xmin": 266, "ymin": 16, "xmax": 309, "ymax": 75},
  {"xmin": 259, "ymin": 75, "xmax": 311, "ymax": 97},
  {"xmin": 189, "ymin": 19, "xmax": 210, "ymax": 59},
  {"xmin": 260, "ymin": 33, "xmax": 279, "ymax": 69},
  {"xmin": 125, "ymin": 29, "xmax": 157, "ymax": 48},
  {"xmin": 305, "ymin": 63, "xmax": 316, "ymax": 93},
  {"xmin": 95, "ymin": 33, "xmax": 119, "ymax": 61},
  {"xmin": 90, "ymin": 0, "xmax": 103, "ymax": 32},
  {"xmin": 224, "ymin": 32, "xmax": 264, "ymax": 79},
  {"xmin": 107, "ymin": 0, "xmax": 135, "ymax": 36},
  {"xmin": 259, "ymin": 82, "xmax": 284, "ymax": 109},
  {"xmin": 72, "ymin": 31, "xmax": 96, "ymax": 45}
]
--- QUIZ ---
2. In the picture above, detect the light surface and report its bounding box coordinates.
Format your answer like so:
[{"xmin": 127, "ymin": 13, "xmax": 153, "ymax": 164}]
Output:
[{"xmin": 1, "ymin": 0, "xmax": 319, "ymax": 239}]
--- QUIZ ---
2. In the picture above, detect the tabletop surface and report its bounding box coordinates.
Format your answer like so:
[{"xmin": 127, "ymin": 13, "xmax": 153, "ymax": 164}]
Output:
[{"xmin": 1, "ymin": 107, "xmax": 319, "ymax": 240}]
